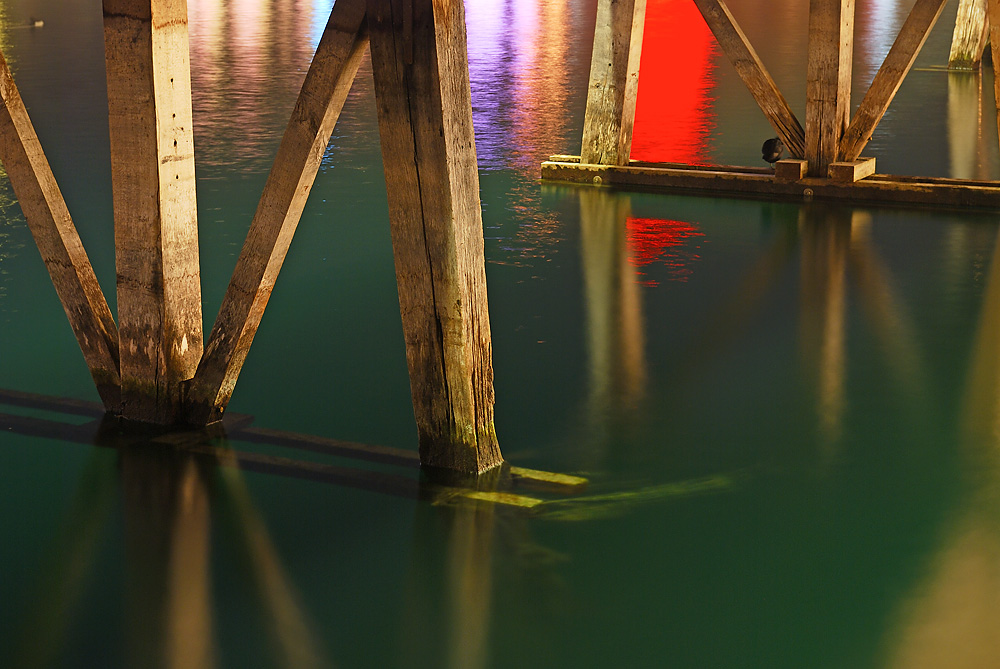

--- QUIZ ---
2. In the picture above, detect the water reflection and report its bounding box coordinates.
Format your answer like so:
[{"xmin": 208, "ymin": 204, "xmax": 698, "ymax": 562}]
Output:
[
  {"xmin": 631, "ymin": 0, "xmax": 717, "ymax": 163},
  {"xmin": 578, "ymin": 190, "xmax": 647, "ymax": 465},
  {"xmin": 947, "ymin": 71, "xmax": 989, "ymax": 180},
  {"xmin": 10, "ymin": 427, "xmax": 329, "ymax": 669},
  {"xmin": 883, "ymin": 230, "xmax": 1000, "ymax": 668}
]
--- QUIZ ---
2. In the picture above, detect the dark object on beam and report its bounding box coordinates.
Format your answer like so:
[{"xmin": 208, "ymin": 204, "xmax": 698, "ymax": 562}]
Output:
[{"xmin": 762, "ymin": 137, "xmax": 785, "ymax": 165}]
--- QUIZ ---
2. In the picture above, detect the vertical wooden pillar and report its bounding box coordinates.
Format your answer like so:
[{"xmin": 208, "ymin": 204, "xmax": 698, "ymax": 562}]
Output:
[
  {"xmin": 949, "ymin": 0, "xmax": 990, "ymax": 70},
  {"xmin": 0, "ymin": 51, "xmax": 121, "ymax": 409},
  {"xmin": 987, "ymin": 0, "xmax": 1000, "ymax": 143},
  {"xmin": 103, "ymin": 0, "xmax": 203, "ymax": 424},
  {"xmin": 805, "ymin": 0, "xmax": 855, "ymax": 177},
  {"xmin": 580, "ymin": 0, "xmax": 647, "ymax": 166},
  {"xmin": 367, "ymin": 0, "xmax": 504, "ymax": 473}
]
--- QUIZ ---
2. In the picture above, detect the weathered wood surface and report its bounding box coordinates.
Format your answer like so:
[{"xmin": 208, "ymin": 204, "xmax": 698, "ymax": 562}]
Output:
[
  {"xmin": 828, "ymin": 157, "xmax": 876, "ymax": 182},
  {"xmin": 692, "ymin": 0, "xmax": 805, "ymax": 158},
  {"xmin": 580, "ymin": 0, "xmax": 647, "ymax": 166},
  {"xmin": 368, "ymin": 0, "xmax": 503, "ymax": 473},
  {"xmin": 103, "ymin": 0, "xmax": 202, "ymax": 423},
  {"xmin": 805, "ymin": 0, "xmax": 855, "ymax": 176},
  {"xmin": 989, "ymin": 0, "xmax": 1000, "ymax": 124},
  {"xmin": 541, "ymin": 157, "xmax": 1000, "ymax": 210},
  {"xmin": 949, "ymin": 0, "xmax": 990, "ymax": 69},
  {"xmin": 0, "ymin": 51, "xmax": 121, "ymax": 409},
  {"xmin": 186, "ymin": 0, "xmax": 369, "ymax": 425},
  {"xmin": 775, "ymin": 159, "xmax": 809, "ymax": 181},
  {"xmin": 840, "ymin": 0, "xmax": 948, "ymax": 161}
]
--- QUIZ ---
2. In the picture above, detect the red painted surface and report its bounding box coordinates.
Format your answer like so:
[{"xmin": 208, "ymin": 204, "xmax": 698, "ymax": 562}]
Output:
[{"xmin": 631, "ymin": 0, "xmax": 717, "ymax": 164}]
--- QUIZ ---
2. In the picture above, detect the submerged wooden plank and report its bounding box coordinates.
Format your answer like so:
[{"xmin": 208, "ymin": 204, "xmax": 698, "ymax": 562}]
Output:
[
  {"xmin": 580, "ymin": 0, "xmax": 646, "ymax": 165},
  {"xmin": 0, "ymin": 51, "xmax": 121, "ymax": 409},
  {"xmin": 805, "ymin": 0, "xmax": 855, "ymax": 176},
  {"xmin": 692, "ymin": 0, "xmax": 806, "ymax": 158},
  {"xmin": 541, "ymin": 158, "xmax": 1000, "ymax": 210},
  {"xmin": 840, "ymin": 0, "xmax": 948, "ymax": 161},
  {"xmin": 368, "ymin": 0, "xmax": 503, "ymax": 473},
  {"xmin": 950, "ymin": 0, "xmax": 990, "ymax": 69},
  {"xmin": 186, "ymin": 0, "xmax": 369, "ymax": 425},
  {"xmin": 103, "ymin": 0, "xmax": 202, "ymax": 423}
]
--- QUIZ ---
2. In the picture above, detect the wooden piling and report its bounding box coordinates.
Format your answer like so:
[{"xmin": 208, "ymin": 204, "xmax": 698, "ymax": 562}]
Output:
[
  {"xmin": 692, "ymin": 0, "xmax": 805, "ymax": 158},
  {"xmin": 949, "ymin": 0, "xmax": 990, "ymax": 70},
  {"xmin": 0, "ymin": 51, "xmax": 121, "ymax": 409},
  {"xmin": 367, "ymin": 0, "xmax": 504, "ymax": 473},
  {"xmin": 103, "ymin": 0, "xmax": 202, "ymax": 423},
  {"xmin": 840, "ymin": 0, "xmax": 948, "ymax": 162},
  {"xmin": 805, "ymin": 0, "xmax": 855, "ymax": 177},
  {"xmin": 580, "ymin": 0, "xmax": 647, "ymax": 166},
  {"xmin": 988, "ymin": 0, "xmax": 1000, "ymax": 137},
  {"xmin": 186, "ymin": 0, "xmax": 369, "ymax": 425}
]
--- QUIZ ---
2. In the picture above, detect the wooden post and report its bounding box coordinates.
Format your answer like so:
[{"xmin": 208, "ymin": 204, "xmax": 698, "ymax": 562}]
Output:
[
  {"xmin": 0, "ymin": 51, "xmax": 121, "ymax": 409},
  {"xmin": 580, "ymin": 0, "xmax": 647, "ymax": 166},
  {"xmin": 368, "ymin": 0, "xmax": 504, "ymax": 473},
  {"xmin": 805, "ymin": 0, "xmax": 855, "ymax": 177},
  {"xmin": 840, "ymin": 0, "xmax": 947, "ymax": 161},
  {"xmin": 988, "ymin": 0, "xmax": 1000, "ymax": 141},
  {"xmin": 949, "ymin": 0, "xmax": 990, "ymax": 70},
  {"xmin": 186, "ymin": 0, "xmax": 369, "ymax": 425},
  {"xmin": 103, "ymin": 0, "xmax": 202, "ymax": 424},
  {"xmin": 692, "ymin": 0, "xmax": 805, "ymax": 158}
]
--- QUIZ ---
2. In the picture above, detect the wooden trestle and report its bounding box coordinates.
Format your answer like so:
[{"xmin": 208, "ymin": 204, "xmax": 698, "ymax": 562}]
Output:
[
  {"xmin": 546, "ymin": 0, "xmax": 1000, "ymax": 209},
  {"xmin": 0, "ymin": 0, "xmax": 503, "ymax": 474}
]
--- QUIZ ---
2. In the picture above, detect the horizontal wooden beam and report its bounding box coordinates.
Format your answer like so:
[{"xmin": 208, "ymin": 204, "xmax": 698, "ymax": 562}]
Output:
[
  {"xmin": 186, "ymin": 0, "xmax": 369, "ymax": 425},
  {"xmin": 840, "ymin": 0, "xmax": 948, "ymax": 161},
  {"xmin": 541, "ymin": 156, "xmax": 1000, "ymax": 211},
  {"xmin": 828, "ymin": 157, "xmax": 876, "ymax": 182},
  {"xmin": 692, "ymin": 0, "xmax": 805, "ymax": 158},
  {"xmin": 0, "ymin": 50, "xmax": 121, "ymax": 409}
]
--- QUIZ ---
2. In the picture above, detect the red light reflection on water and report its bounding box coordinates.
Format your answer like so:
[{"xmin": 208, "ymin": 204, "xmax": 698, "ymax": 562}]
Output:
[
  {"xmin": 631, "ymin": 0, "xmax": 717, "ymax": 164},
  {"xmin": 626, "ymin": 217, "xmax": 704, "ymax": 286}
]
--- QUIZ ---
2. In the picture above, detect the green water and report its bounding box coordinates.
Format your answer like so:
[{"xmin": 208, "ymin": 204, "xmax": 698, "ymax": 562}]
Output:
[{"xmin": 3, "ymin": 0, "xmax": 1000, "ymax": 667}]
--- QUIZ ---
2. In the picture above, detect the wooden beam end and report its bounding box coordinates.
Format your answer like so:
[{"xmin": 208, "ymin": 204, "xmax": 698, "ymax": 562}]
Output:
[{"xmin": 828, "ymin": 157, "xmax": 877, "ymax": 183}]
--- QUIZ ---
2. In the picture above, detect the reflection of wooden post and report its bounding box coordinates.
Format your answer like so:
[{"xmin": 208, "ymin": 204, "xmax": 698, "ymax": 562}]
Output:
[
  {"xmin": 0, "ymin": 50, "xmax": 120, "ymax": 409},
  {"xmin": 805, "ymin": 0, "xmax": 854, "ymax": 177},
  {"xmin": 368, "ymin": 0, "xmax": 503, "ymax": 473},
  {"xmin": 103, "ymin": 0, "xmax": 203, "ymax": 424},
  {"xmin": 580, "ymin": 0, "xmax": 647, "ymax": 166},
  {"xmin": 949, "ymin": 0, "xmax": 990, "ymax": 70},
  {"xmin": 947, "ymin": 72, "xmax": 983, "ymax": 180},
  {"xmin": 122, "ymin": 448, "xmax": 214, "ymax": 669},
  {"xmin": 186, "ymin": 0, "xmax": 369, "ymax": 425}
]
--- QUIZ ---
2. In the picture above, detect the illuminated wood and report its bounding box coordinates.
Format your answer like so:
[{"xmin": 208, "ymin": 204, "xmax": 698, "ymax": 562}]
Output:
[
  {"xmin": 186, "ymin": 0, "xmax": 369, "ymax": 425},
  {"xmin": 692, "ymin": 0, "xmax": 806, "ymax": 158},
  {"xmin": 580, "ymin": 0, "xmax": 647, "ymax": 166},
  {"xmin": 828, "ymin": 157, "xmax": 876, "ymax": 182},
  {"xmin": 988, "ymin": 0, "xmax": 1000, "ymax": 127},
  {"xmin": 368, "ymin": 0, "xmax": 503, "ymax": 473},
  {"xmin": 775, "ymin": 159, "xmax": 809, "ymax": 181},
  {"xmin": 840, "ymin": 0, "xmax": 948, "ymax": 161},
  {"xmin": 949, "ymin": 0, "xmax": 990, "ymax": 69},
  {"xmin": 0, "ymin": 51, "xmax": 120, "ymax": 409},
  {"xmin": 805, "ymin": 0, "xmax": 855, "ymax": 176},
  {"xmin": 103, "ymin": 0, "xmax": 202, "ymax": 423}
]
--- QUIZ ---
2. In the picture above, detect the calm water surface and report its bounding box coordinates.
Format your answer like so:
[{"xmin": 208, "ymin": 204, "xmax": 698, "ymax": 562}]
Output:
[{"xmin": 2, "ymin": 1, "xmax": 1000, "ymax": 667}]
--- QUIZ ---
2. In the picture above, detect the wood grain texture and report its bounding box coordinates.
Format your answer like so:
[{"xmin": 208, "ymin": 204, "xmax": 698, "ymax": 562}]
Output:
[
  {"xmin": 104, "ymin": 0, "xmax": 202, "ymax": 423},
  {"xmin": 949, "ymin": 0, "xmax": 990, "ymax": 69},
  {"xmin": 186, "ymin": 0, "xmax": 369, "ymax": 425},
  {"xmin": 368, "ymin": 0, "xmax": 503, "ymax": 473},
  {"xmin": 692, "ymin": 0, "xmax": 805, "ymax": 158},
  {"xmin": 0, "ymin": 51, "xmax": 121, "ymax": 409},
  {"xmin": 541, "ymin": 158, "xmax": 1000, "ymax": 210},
  {"xmin": 580, "ymin": 0, "xmax": 647, "ymax": 166},
  {"xmin": 805, "ymin": 0, "xmax": 855, "ymax": 176},
  {"xmin": 988, "ymin": 0, "xmax": 1000, "ymax": 125},
  {"xmin": 840, "ymin": 0, "xmax": 947, "ymax": 161}
]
